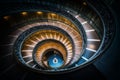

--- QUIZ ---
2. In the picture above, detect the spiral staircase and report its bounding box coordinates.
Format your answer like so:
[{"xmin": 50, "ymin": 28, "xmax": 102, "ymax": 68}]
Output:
[{"xmin": 0, "ymin": 0, "xmax": 119, "ymax": 80}]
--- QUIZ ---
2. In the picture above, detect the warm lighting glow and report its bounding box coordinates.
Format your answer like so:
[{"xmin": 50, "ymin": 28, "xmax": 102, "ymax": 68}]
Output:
[
  {"xmin": 3, "ymin": 16, "xmax": 10, "ymax": 20},
  {"xmin": 36, "ymin": 11, "xmax": 42, "ymax": 15},
  {"xmin": 51, "ymin": 13, "xmax": 56, "ymax": 16},
  {"xmin": 21, "ymin": 12, "xmax": 28, "ymax": 15},
  {"xmin": 83, "ymin": 2, "xmax": 87, "ymax": 6}
]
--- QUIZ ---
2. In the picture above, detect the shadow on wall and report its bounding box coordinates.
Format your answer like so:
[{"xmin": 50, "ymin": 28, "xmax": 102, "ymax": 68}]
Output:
[{"xmin": 94, "ymin": 0, "xmax": 120, "ymax": 80}]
